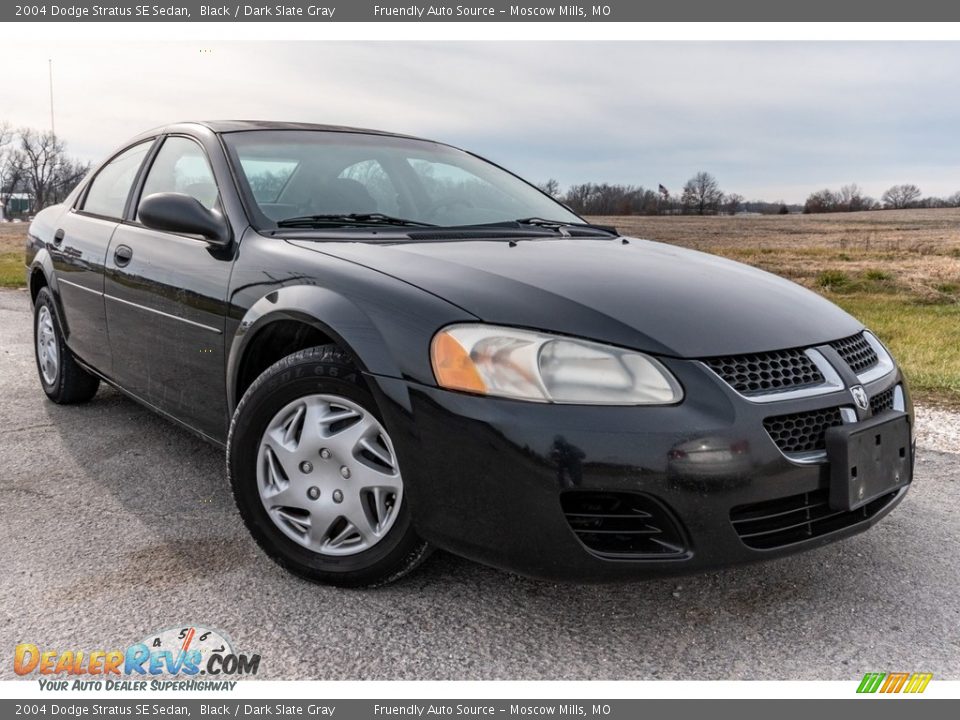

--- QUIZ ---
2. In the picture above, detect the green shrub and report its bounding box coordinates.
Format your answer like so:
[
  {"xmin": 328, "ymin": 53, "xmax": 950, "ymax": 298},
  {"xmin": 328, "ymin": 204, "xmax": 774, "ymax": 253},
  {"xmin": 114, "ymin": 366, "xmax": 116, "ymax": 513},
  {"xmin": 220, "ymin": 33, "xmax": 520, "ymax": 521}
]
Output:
[{"xmin": 816, "ymin": 270, "xmax": 851, "ymax": 290}]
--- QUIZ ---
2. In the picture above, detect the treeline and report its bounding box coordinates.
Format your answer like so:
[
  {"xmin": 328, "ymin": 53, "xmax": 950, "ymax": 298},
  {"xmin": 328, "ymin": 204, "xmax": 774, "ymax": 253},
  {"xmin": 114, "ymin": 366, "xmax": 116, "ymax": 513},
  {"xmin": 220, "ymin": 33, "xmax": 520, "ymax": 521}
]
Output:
[
  {"xmin": 802, "ymin": 183, "xmax": 960, "ymax": 213},
  {"xmin": 0, "ymin": 123, "xmax": 89, "ymax": 216},
  {"xmin": 539, "ymin": 172, "xmax": 791, "ymax": 216},
  {"xmin": 540, "ymin": 174, "xmax": 960, "ymax": 216}
]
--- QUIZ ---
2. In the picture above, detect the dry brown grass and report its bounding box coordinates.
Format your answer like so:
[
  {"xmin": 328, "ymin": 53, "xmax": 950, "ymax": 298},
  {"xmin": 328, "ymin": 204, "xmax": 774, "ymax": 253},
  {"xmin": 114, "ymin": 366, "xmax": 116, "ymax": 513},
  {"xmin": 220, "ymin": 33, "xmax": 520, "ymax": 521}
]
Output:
[
  {"xmin": 589, "ymin": 208, "xmax": 960, "ymax": 303},
  {"xmin": 0, "ymin": 223, "xmax": 27, "ymax": 252},
  {"xmin": 0, "ymin": 224, "xmax": 28, "ymax": 288}
]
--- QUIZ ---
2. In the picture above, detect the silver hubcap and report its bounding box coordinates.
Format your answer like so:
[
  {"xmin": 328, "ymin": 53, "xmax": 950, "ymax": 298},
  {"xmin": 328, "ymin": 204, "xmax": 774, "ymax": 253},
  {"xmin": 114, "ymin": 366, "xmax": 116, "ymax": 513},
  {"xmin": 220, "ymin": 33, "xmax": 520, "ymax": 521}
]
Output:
[
  {"xmin": 36, "ymin": 305, "xmax": 59, "ymax": 385},
  {"xmin": 256, "ymin": 394, "xmax": 403, "ymax": 556}
]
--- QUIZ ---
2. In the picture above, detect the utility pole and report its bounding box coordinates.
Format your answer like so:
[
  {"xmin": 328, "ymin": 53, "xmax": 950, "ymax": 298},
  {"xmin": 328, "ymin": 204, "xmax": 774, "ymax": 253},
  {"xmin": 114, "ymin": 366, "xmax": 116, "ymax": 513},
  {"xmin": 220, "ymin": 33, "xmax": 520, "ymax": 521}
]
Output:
[{"xmin": 48, "ymin": 58, "xmax": 55, "ymax": 138}]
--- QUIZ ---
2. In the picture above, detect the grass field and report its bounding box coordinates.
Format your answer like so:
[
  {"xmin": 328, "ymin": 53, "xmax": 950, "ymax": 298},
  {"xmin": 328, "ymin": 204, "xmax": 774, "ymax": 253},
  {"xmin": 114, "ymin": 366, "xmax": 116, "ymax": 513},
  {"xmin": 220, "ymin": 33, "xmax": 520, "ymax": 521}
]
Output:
[
  {"xmin": 590, "ymin": 209, "xmax": 960, "ymax": 406},
  {"xmin": 0, "ymin": 224, "xmax": 27, "ymax": 289},
  {"xmin": 4, "ymin": 209, "xmax": 959, "ymax": 404}
]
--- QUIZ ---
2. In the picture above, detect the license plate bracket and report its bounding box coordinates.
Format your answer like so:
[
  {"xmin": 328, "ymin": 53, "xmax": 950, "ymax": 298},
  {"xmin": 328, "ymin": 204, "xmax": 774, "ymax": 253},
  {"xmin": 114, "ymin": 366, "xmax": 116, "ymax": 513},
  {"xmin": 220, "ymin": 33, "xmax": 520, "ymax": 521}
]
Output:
[{"xmin": 825, "ymin": 412, "xmax": 911, "ymax": 512}]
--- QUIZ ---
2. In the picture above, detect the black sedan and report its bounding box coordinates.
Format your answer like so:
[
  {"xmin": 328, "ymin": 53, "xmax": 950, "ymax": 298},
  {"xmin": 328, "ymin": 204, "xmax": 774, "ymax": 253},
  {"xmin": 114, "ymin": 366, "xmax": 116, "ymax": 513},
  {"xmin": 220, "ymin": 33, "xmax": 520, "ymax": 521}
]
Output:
[{"xmin": 25, "ymin": 121, "xmax": 914, "ymax": 586}]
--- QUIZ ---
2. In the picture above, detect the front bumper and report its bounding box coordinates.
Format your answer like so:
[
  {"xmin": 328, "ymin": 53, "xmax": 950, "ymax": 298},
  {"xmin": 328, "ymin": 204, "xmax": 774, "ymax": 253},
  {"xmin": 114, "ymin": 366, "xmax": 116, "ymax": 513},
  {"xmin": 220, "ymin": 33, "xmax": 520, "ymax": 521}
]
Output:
[{"xmin": 370, "ymin": 356, "xmax": 913, "ymax": 582}]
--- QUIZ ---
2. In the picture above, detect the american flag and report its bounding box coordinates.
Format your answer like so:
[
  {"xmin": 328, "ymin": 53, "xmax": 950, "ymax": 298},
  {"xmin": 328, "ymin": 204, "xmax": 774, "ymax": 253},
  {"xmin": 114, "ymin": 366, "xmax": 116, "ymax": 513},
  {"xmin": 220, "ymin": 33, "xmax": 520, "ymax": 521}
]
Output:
[{"xmin": 658, "ymin": 184, "xmax": 669, "ymax": 197}]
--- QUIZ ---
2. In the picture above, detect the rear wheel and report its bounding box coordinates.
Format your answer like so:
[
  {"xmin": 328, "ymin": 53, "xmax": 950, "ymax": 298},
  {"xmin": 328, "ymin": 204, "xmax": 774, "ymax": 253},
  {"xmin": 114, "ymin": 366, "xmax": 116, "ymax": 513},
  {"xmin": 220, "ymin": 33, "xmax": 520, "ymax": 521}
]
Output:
[
  {"xmin": 33, "ymin": 286, "xmax": 100, "ymax": 404},
  {"xmin": 227, "ymin": 345, "xmax": 431, "ymax": 587}
]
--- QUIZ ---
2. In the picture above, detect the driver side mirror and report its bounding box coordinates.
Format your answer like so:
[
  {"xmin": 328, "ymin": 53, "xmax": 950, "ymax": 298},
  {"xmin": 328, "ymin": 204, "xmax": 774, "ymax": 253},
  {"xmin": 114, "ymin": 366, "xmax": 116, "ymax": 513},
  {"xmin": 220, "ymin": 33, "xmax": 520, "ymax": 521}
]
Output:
[{"xmin": 139, "ymin": 192, "xmax": 231, "ymax": 246}]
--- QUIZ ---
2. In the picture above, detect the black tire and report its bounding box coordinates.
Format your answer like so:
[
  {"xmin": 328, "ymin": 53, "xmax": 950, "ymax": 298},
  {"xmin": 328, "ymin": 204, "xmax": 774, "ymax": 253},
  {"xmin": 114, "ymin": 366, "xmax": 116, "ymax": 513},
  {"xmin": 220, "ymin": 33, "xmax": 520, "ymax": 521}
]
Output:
[
  {"xmin": 33, "ymin": 286, "xmax": 100, "ymax": 405},
  {"xmin": 227, "ymin": 345, "xmax": 431, "ymax": 588}
]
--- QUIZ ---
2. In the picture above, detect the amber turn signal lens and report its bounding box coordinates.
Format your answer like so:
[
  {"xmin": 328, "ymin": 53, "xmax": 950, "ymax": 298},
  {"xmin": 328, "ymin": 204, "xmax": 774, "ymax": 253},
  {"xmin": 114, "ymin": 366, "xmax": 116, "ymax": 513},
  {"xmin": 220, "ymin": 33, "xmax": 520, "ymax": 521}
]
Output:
[{"xmin": 431, "ymin": 332, "xmax": 487, "ymax": 394}]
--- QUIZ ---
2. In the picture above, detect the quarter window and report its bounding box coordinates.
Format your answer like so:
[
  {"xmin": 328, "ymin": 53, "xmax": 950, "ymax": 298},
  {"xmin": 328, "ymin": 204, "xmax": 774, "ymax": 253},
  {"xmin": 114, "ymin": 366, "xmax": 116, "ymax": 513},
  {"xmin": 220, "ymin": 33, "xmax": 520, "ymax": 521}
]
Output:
[
  {"xmin": 138, "ymin": 137, "xmax": 219, "ymax": 218},
  {"xmin": 81, "ymin": 141, "xmax": 152, "ymax": 219}
]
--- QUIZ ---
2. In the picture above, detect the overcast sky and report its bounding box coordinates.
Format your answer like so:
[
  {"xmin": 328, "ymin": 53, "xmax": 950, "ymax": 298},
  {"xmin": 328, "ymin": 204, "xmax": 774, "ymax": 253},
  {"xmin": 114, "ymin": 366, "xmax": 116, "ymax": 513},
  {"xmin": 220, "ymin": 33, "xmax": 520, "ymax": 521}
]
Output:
[{"xmin": 2, "ymin": 41, "xmax": 958, "ymax": 202}]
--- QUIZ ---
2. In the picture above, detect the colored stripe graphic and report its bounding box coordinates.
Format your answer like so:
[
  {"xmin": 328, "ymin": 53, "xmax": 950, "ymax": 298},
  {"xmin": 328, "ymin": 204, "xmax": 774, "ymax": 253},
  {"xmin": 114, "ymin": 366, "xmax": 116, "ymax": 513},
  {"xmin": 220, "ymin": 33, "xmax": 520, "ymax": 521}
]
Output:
[
  {"xmin": 904, "ymin": 673, "xmax": 933, "ymax": 694},
  {"xmin": 881, "ymin": 672, "xmax": 909, "ymax": 693},
  {"xmin": 857, "ymin": 673, "xmax": 885, "ymax": 693},
  {"xmin": 857, "ymin": 672, "xmax": 932, "ymax": 694}
]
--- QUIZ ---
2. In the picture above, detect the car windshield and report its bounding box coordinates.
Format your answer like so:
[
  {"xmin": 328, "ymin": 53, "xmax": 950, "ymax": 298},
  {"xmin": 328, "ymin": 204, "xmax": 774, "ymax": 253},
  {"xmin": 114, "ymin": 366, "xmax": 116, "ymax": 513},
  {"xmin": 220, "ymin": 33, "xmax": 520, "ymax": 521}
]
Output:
[{"xmin": 222, "ymin": 130, "xmax": 583, "ymax": 230}]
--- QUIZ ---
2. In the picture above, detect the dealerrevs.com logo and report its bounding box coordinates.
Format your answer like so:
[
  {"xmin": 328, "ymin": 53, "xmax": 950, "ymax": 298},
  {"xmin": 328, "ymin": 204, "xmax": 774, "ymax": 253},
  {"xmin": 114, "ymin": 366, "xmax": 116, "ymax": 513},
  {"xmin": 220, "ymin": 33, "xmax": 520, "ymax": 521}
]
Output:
[{"xmin": 14, "ymin": 625, "xmax": 261, "ymax": 691}]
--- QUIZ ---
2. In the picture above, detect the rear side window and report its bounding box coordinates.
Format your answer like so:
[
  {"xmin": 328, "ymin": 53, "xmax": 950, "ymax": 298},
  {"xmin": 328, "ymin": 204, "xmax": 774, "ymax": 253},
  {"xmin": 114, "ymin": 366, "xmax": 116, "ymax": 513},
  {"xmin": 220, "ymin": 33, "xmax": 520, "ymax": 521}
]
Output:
[
  {"xmin": 137, "ymin": 136, "xmax": 219, "ymax": 216},
  {"xmin": 81, "ymin": 141, "xmax": 153, "ymax": 219}
]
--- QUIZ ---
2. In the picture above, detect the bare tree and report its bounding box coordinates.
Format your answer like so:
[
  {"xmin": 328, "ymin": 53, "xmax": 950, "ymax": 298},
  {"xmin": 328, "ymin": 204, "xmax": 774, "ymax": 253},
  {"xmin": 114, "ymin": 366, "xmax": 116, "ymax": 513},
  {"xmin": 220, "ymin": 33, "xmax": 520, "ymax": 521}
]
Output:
[
  {"xmin": 838, "ymin": 183, "xmax": 871, "ymax": 211},
  {"xmin": 50, "ymin": 156, "xmax": 89, "ymax": 205},
  {"xmin": 946, "ymin": 191, "xmax": 960, "ymax": 208},
  {"xmin": 0, "ymin": 122, "xmax": 20, "ymax": 216},
  {"xmin": 561, "ymin": 183, "xmax": 659, "ymax": 216},
  {"xmin": 681, "ymin": 172, "xmax": 723, "ymax": 215},
  {"xmin": 538, "ymin": 178, "xmax": 561, "ymax": 198},
  {"xmin": 804, "ymin": 189, "xmax": 838, "ymax": 214},
  {"xmin": 881, "ymin": 184, "xmax": 922, "ymax": 209},
  {"xmin": 19, "ymin": 128, "xmax": 68, "ymax": 210},
  {"xmin": 723, "ymin": 193, "xmax": 744, "ymax": 216}
]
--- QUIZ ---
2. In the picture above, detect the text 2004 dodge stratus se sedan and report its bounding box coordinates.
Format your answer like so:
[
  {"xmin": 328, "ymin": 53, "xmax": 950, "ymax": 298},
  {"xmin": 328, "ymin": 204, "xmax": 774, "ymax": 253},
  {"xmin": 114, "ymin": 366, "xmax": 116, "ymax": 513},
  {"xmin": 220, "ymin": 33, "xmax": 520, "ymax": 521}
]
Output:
[{"xmin": 26, "ymin": 121, "xmax": 914, "ymax": 586}]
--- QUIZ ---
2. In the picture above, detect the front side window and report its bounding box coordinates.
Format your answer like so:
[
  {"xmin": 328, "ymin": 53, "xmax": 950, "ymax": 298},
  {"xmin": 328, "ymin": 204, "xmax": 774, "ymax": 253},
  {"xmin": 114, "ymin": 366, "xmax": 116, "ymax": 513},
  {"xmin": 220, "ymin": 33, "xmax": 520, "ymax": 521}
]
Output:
[
  {"xmin": 223, "ymin": 130, "xmax": 582, "ymax": 229},
  {"xmin": 81, "ymin": 141, "xmax": 153, "ymax": 219},
  {"xmin": 137, "ymin": 136, "xmax": 219, "ymax": 218}
]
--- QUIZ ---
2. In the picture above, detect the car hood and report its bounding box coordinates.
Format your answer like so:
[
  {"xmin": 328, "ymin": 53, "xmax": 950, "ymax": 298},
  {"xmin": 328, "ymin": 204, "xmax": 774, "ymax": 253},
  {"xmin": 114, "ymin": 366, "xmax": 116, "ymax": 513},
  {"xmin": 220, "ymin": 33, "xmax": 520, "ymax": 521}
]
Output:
[{"xmin": 290, "ymin": 236, "xmax": 863, "ymax": 358}]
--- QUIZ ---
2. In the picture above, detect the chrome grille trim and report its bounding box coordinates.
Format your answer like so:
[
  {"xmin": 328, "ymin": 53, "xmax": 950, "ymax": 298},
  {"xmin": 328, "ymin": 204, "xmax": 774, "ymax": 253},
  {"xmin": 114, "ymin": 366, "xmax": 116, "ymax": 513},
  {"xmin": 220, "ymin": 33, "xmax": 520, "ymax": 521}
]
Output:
[
  {"xmin": 702, "ymin": 331, "xmax": 896, "ymax": 403},
  {"xmin": 856, "ymin": 332, "xmax": 896, "ymax": 384}
]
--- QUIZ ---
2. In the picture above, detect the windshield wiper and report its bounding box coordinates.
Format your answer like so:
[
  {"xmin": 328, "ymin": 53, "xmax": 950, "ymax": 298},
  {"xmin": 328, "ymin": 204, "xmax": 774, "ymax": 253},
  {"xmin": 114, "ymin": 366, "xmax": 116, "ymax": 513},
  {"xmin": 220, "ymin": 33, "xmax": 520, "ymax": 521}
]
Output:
[
  {"xmin": 514, "ymin": 217, "xmax": 619, "ymax": 235},
  {"xmin": 276, "ymin": 213, "xmax": 436, "ymax": 228},
  {"xmin": 514, "ymin": 217, "xmax": 572, "ymax": 227}
]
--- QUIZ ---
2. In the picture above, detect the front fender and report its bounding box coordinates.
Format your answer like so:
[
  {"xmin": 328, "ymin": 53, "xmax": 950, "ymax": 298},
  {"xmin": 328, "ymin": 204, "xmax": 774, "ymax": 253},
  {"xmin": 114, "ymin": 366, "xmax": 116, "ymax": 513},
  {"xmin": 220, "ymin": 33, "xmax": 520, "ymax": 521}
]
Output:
[{"xmin": 225, "ymin": 283, "xmax": 474, "ymax": 413}]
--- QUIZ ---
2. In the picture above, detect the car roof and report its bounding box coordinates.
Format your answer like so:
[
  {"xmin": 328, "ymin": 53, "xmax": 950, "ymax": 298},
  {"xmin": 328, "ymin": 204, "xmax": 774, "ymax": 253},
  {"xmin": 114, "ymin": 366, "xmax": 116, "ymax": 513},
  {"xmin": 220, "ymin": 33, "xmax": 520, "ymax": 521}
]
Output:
[{"xmin": 177, "ymin": 119, "xmax": 426, "ymax": 140}]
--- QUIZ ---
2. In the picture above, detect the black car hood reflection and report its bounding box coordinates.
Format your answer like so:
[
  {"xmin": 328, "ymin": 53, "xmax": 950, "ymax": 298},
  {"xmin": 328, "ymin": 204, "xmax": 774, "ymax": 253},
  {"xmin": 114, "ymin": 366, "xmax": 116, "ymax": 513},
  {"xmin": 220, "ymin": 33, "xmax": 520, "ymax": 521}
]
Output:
[{"xmin": 289, "ymin": 235, "xmax": 863, "ymax": 358}]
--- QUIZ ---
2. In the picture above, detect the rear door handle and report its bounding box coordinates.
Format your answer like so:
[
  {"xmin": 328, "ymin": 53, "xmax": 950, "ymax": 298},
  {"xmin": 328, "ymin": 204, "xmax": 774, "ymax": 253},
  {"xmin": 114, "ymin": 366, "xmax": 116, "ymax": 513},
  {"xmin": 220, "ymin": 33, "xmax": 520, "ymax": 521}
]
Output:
[
  {"xmin": 114, "ymin": 244, "xmax": 133, "ymax": 267},
  {"xmin": 53, "ymin": 229, "xmax": 64, "ymax": 246}
]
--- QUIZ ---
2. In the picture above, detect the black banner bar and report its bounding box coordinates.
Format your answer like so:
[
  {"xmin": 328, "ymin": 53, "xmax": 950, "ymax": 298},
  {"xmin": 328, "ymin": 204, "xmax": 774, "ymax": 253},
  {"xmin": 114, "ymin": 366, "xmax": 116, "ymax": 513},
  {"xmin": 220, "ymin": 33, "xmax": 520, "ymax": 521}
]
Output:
[
  {"xmin": 1, "ymin": 700, "xmax": 958, "ymax": 720},
  {"xmin": 4, "ymin": 0, "xmax": 960, "ymax": 22}
]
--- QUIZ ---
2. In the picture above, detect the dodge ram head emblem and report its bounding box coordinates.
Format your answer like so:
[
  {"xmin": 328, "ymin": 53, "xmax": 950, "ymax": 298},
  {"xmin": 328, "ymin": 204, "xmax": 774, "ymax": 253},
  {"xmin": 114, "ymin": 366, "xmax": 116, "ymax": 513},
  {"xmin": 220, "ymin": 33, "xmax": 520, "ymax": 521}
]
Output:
[{"xmin": 850, "ymin": 385, "xmax": 869, "ymax": 411}]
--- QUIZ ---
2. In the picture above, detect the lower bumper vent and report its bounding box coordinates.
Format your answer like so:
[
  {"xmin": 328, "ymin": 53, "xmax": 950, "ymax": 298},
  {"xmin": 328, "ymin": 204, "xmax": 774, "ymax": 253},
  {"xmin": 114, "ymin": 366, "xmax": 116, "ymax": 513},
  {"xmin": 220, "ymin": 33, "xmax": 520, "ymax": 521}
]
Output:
[
  {"xmin": 561, "ymin": 491, "xmax": 687, "ymax": 558},
  {"xmin": 730, "ymin": 488, "xmax": 899, "ymax": 550},
  {"xmin": 870, "ymin": 386, "xmax": 895, "ymax": 415},
  {"xmin": 764, "ymin": 407, "xmax": 843, "ymax": 454}
]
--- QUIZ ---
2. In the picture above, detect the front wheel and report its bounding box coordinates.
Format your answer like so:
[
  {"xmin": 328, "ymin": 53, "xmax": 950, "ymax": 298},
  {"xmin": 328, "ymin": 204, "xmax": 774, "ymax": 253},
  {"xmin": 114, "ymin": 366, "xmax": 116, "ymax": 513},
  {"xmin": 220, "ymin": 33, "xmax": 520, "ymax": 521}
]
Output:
[
  {"xmin": 33, "ymin": 286, "xmax": 100, "ymax": 404},
  {"xmin": 227, "ymin": 345, "xmax": 431, "ymax": 587}
]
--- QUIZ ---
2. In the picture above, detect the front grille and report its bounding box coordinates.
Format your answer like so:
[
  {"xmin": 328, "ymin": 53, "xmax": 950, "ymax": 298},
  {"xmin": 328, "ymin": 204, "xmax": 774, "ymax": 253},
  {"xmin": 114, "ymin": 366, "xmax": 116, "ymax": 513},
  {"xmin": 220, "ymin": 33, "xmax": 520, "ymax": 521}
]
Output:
[
  {"xmin": 870, "ymin": 386, "xmax": 896, "ymax": 415},
  {"xmin": 561, "ymin": 491, "xmax": 686, "ymax": 558},
  {"xmin": 703, "ymin": 349, "xmax": 824, "ymax": 396},
  {"xmin": 730, "ymin": 488, "xmax": 899, "ymax": 550},
  {"xmin": 763, "ymin": 407, "xmax": 843, "ymax": 454},
  {"xmin": 829, "ymin": 333, "xmax": 879, "ymax": 375}
]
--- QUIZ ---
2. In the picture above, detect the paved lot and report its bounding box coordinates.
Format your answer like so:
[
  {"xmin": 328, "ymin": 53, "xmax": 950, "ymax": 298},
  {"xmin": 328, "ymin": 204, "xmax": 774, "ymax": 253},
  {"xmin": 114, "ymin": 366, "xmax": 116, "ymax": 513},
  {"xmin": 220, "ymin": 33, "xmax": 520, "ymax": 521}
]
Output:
[{"xmin": 1, "ymin": 288, "xmax": 958, "ymax": 680}]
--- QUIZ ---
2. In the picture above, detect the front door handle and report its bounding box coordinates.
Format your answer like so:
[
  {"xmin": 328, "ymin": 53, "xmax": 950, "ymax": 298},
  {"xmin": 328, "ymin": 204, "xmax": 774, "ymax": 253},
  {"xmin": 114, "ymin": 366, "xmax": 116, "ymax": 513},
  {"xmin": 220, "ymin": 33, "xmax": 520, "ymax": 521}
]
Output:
[
  {"xmin": 53, "ymin": 229, "xmax": 64, "ymax": 246},
  {"xmin": 114, "ymin": 244, "xmax": 133, "ymax": 267}
]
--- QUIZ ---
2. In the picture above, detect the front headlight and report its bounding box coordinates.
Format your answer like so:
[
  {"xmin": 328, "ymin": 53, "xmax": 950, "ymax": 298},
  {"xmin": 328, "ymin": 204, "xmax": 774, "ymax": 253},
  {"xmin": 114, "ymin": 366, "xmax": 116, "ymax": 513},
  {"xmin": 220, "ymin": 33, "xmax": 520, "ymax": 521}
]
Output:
[{"xmin": 430, "ymin": 324, "xmax": 683, "ymax": 405}]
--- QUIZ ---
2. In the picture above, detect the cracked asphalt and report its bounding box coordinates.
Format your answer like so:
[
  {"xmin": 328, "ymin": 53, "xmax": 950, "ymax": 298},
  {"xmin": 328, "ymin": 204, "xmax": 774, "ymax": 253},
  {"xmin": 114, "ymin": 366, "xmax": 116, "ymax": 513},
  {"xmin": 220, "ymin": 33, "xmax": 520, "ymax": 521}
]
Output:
[{"xmin": 1, "ymin": 287, "xmax": 958, "ymax": 680}]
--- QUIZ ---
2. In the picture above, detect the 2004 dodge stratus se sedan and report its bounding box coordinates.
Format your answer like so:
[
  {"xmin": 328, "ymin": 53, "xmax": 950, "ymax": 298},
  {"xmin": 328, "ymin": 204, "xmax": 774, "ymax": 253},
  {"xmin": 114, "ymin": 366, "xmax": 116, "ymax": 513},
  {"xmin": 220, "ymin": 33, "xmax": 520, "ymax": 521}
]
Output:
[{"xmin": 26, "ymin": 121, "xmax": 915, "ymax": 586}]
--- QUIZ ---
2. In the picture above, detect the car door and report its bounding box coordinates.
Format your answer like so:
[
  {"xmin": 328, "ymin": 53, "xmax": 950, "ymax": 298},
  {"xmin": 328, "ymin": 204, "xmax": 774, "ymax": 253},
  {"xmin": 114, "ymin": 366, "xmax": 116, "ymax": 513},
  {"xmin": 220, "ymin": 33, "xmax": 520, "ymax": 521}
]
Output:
[
  {"xmin": 52, "ymin": 140, "xmax": 154, "ymax": 375},
  {"xmin": 103, "ymin": 135, "xmax": 234, "ymax": 440}
]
